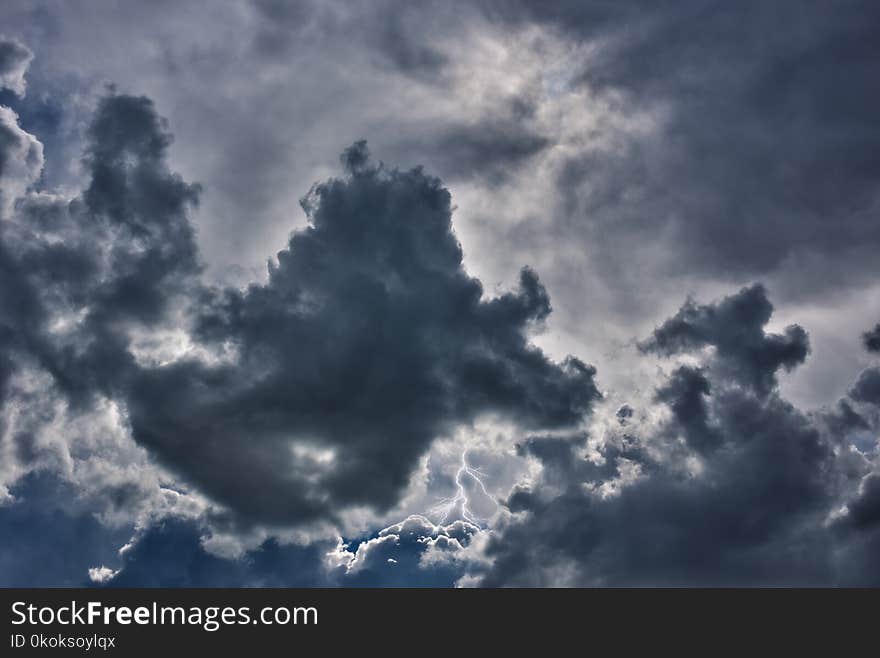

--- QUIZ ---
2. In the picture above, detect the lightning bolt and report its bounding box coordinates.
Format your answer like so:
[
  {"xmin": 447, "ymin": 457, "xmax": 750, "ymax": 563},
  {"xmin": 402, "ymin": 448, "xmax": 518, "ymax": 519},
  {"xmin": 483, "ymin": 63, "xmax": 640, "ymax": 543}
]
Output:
[{"xmin": 429, "ymin": 450, "xmax": 495, "ymax": 527}]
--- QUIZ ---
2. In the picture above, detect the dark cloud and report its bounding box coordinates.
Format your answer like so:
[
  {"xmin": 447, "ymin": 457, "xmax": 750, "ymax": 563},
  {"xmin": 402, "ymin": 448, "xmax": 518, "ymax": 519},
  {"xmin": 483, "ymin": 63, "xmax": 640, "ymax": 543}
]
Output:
[
  {"xmin": 846, "ymin": 474, "xmax": 880, "ymax": 531},
  {"xmin": 251, "ymin": 0, "xmax": 449, "ymax": 81},
  {"xmin": 640, "ymin": 284, "xmax": 809, "ymax": 397},
  {"xmin": 80, "ymin": 93, "xmax": 200, "ymax": 321},
  {"xmin": 23, "ymin": 291, "xmax": 879, "ymax": 589},
  {"xmin": 126, "ymin": 140, "xmax": 598, "ymax": 524},
  {"xmin": 394, "ymin": 118, "xmax": 551, "ymax": 186},
  {"xmin": 822, "ymin": 399, "xmax": 870, "ymax": 437},
  {"xmin": 0, "ymin": 93, "xmax": 200, "ymax": 420},
  {"xmin": 653, "ymin": 366, "xmax": 720, "ymax": 454},
  {"xmin": 3, "ymin": 6, "xmax": 880, "ymax": 588},
  {"xmin": 614, "ymin": 404, "xmax": 633, "ymax": 424},
  {"xmin": 479, "ymin": 287, "xmax": 878, "ymax": 586},
  {"xmin": 850, "ymin": 368, "xmax": 880, "ymax": 407},
  {"xmin": 487, "ymin": 1, "xmax": 880, "ymax": 294},
  {"xmin": 1, "ymin": 92, "xmax": 598, "ymax": 529},
  {"xmin": 864, "ymin": 324, "xmax": 880, "ymax": 353},
  {"xmin": 366, "ymin": 5, "xmax": 448, "ymax": 80}
]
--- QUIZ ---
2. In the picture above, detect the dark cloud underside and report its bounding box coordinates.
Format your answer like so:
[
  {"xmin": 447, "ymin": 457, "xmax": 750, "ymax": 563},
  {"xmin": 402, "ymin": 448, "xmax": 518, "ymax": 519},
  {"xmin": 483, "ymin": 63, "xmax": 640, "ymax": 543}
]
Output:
[
  {"xmin": 129, "ymin": 140, "xmax": 598, "ymax": 523},
  {"xmin": 2, "ymin": 97, "xmax": 599, "ymax": 527},
  {"xmin": 1, "ymin": 4, "xmax": 880, "ymax": 588},
  {"xmin": 482, "ymin": 287, "xmax": 880, "ymax": 586}
]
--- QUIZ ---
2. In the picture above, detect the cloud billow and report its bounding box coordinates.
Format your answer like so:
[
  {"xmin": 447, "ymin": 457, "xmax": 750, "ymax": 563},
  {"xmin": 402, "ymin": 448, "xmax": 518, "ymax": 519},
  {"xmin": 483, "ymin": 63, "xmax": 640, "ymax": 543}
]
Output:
[
  {"xmin": 126, "ymin": 140, "xmax": 599, "ymax": 524},
  {"xmin": 2, "ymin": 92, "xmax": 599, "ymax": 529},
  {"xmin": 3, "ymin": 86, "xmax": 879, "ymax": 586},
  {"xmin": 478, "ymin": 286, "xmax": 880, "ymax": 586},
  {"xmin": 2, "ymin": 14, "xmax": 880, "ymax": 586},
  {"xmin": 486, "ymin": 1, "xmax": 880, "ymax": 298},
  {"xmin": 639, "ymin": 284, "xmax": 810, "ymax": 398}
]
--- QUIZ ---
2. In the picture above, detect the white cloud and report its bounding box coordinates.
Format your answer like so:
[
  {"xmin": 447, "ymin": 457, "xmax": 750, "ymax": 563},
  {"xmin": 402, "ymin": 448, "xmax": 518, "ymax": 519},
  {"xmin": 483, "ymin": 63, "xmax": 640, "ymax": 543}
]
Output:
[{"xmin": 87, "ymin": 565, "xmax": 119, "ymax": 584}]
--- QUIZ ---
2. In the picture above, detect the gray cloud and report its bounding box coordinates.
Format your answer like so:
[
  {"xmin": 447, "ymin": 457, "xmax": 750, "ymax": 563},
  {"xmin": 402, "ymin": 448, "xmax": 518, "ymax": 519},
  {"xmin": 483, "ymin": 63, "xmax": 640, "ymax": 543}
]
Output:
[
  {"xmin": 847, "ymin": 473, "xmax": 880, "ymax": 531},
  {"xmin": 1, "ymin": 91, "xmax": 599, "ymax": 529},
  {"xmin": 392, "ymin": 117, "xmax": 551, "ymax": 186},
  {"xmin": 490, "ymin": 1, "xmax": 880, "ymax": 290},
  {"xmin": 0, "ymin": 93, "xmax": 200, "ymax": 414},
  {"xmin": 640, "ymin": 284, "xmax": 810, "ymax": 398},
  {"xmin": 653, "ymin": 366, "xmax": 719, "ymax": 455},
  {"xmin": 477, "ymin": 287, "xmax": 880, "ymax": 586},
  {"xmin": 850, "ymin": 369, "xmax": 880, "ymax": 407},
  {"xmin": 451, "ymin": 1, "xmax": 880, "ymax": 415},
  {"xmin": 2, "ymin": 2, "xmax": 880, "ymax": 588},
  {"xmin": 0, "ymin": 36, "xmax": 32, "ymax": 96},
  {"xmin": 251, "ymin": 0, "xmax": 451, "ymax": 81},
  {"xmin": 864, "ymin": 324, "xmax": 880, "ymax": 353},
  {"xmin": 126, "ymin": 140, "xmax": 598, "ymax": 524}
]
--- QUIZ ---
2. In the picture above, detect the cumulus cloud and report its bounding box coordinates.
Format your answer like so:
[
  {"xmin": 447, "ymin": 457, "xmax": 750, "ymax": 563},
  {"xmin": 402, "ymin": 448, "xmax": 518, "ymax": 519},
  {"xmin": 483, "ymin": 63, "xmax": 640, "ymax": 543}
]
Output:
[
  {"xmin": 122, "ymin": 139, "xmax": 598, "ymax": 525},
  {"xmin": 5, "ymin": 84, "xmax": 879, "ymax": 588},
  {"xmin": 1, "ymin": 80, "xmax": 213, "ymax": 583},
  {"xmin": 2, "ymin": 5, "xmax": 880, "ymax": 588},
  {"xmin": 1, "ymin": 67, "xmax": 599, "ymax": 570},
  {"xmin": 471, "ymin": 288, "xmax": 880, "ymax": 586},
  {"xmin": 88, "ymin": 565, "xmax": 119, "ymax": 584},
  {"xmin": 640, "ymin": 284, "xmax": 810, "ymax": 398},
  {"xmin": 490, "ymin": 1, "xmax": 880, "ymax": 291},
  {"xmin": 328, "ymin": 515, "xmax": 480, "ymax": 586}
]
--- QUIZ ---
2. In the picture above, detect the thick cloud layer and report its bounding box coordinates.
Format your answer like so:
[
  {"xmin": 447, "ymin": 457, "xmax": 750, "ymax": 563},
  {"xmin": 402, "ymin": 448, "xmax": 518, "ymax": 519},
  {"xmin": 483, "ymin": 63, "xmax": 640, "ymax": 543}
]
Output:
[
  {"xmin": 126, "ymin": 140, "xmax": 598, "ymax": 524},
  {"xmin": 1, "ymin": 86, "xmax": 598, "ymax": 535},
  {"xmin": 2, "ymin": 5, "xmax": 880, "ymax": 587},
  {"xmin": 491, "ymin": 1, "xmax": 880, "ymax": 290},
  {"xmin": 477, "ymin": 287, "xmax": 880, "ymax": 586}
]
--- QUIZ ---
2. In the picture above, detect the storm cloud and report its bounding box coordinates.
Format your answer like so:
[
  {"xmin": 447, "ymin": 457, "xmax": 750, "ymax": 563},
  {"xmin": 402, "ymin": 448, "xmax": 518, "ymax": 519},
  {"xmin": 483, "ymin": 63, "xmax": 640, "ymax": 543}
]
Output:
[
  {"xmin": 125, "ymin": 139, "xmax": 598, "ymax": 524},
  {"xmin": 492, "ymin": 1, "xmax": 880, "ymax": 289},
  {"xmin": 1, "ymin": 2, "xmax": 879, "ymax": 587},
  {"xmin": 1, "ymin": 86, "xmax": 599, "ymax": 532},
  {"xmin": 478, "ymin": 287, "xmax": 880, "ymax": 586}
]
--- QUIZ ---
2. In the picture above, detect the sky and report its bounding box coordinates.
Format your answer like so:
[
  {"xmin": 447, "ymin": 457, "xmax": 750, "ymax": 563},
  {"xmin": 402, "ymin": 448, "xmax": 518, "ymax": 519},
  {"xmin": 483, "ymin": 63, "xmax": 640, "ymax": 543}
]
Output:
[{"xmin": 1, "ymin": 0, "xmax": 879, "ymax": 587}]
